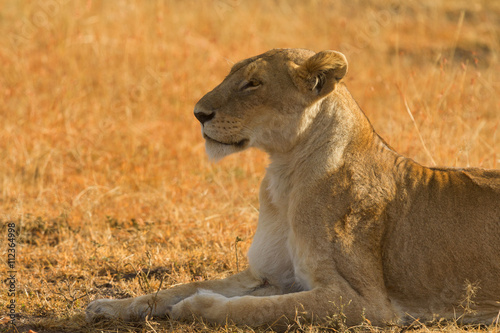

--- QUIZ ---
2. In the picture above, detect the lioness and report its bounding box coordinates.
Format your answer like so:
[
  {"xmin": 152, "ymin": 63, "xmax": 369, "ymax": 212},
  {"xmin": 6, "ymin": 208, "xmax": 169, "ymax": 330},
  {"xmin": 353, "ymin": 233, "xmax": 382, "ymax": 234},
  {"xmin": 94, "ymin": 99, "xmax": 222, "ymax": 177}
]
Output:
[{"xmin": 87, "ymin": 48, "xmax": 500, "ymax": 328}]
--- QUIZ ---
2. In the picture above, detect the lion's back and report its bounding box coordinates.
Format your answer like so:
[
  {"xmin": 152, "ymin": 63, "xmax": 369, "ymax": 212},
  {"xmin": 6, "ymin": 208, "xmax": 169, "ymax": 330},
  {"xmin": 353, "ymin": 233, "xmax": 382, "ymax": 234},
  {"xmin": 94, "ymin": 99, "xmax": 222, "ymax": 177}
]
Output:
[{"xmin": 382, "ymin": 163, "xmax": 500, "ymax": 323}]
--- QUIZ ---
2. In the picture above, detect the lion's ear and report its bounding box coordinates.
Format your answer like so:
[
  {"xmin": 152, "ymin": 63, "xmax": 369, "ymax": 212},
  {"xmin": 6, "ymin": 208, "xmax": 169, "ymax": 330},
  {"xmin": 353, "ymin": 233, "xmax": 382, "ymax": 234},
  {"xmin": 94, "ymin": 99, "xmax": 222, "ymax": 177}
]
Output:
[{"xmin": 289, "ymin": 50, "xmax": 348, "ymax": 98}]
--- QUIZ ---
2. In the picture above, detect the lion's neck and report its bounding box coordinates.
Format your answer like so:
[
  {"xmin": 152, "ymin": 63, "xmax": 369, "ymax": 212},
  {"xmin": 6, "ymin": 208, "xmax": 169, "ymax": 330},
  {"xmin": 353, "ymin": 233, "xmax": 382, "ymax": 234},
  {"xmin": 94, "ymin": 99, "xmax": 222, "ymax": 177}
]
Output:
[
  {"xmin": 270, "ymin": 85, "xmax": 376, "ymax": 168},
  {"xmin": 265, "ymin": 85, "xmax": 380, "ymax": 205}
]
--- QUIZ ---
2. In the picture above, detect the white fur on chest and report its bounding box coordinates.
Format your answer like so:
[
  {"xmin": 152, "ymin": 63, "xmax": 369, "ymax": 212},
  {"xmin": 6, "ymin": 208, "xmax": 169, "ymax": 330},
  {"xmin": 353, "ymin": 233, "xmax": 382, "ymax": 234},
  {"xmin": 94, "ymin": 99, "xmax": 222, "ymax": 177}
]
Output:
[
  {"xmin": 265, "ymin": 160, "xmax": 293, "ymax": 207},
  {"xmin": 247, "ymin": 165, "xmax": 312, "ymax": 293}
]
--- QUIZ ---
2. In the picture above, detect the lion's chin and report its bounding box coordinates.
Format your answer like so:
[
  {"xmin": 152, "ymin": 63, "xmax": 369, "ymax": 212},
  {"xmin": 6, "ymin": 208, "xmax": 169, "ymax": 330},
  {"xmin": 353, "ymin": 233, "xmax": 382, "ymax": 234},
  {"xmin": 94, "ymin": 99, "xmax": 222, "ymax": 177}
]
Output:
[{"xmin": 204, "ymin": 136, "xmax": 249, "ymax": 162}]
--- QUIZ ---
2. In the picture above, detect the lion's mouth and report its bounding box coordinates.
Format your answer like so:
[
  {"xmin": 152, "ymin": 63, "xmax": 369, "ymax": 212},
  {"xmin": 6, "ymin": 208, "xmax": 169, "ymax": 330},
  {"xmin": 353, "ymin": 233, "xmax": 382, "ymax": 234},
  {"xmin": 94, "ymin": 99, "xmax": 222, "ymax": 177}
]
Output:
[{"xmin": 204, "ymin": 134, "xmax": 248, "ymax": 148}]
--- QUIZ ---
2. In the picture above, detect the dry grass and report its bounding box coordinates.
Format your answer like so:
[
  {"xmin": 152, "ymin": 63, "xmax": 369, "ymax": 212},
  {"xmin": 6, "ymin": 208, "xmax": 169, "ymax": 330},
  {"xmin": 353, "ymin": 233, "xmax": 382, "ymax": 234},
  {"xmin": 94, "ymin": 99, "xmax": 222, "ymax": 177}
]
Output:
[{"xmin": 0, "ymin": 0, "xmax": 498, "ymax": 332}]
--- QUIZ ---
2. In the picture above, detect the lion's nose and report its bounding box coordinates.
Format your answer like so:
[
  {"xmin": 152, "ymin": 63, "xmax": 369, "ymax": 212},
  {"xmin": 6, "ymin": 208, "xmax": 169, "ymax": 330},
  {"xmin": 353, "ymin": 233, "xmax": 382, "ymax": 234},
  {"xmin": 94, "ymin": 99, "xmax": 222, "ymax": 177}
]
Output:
[{"xmin": 194, "ymin": 109, "xmax": 215, "ymax": 125}]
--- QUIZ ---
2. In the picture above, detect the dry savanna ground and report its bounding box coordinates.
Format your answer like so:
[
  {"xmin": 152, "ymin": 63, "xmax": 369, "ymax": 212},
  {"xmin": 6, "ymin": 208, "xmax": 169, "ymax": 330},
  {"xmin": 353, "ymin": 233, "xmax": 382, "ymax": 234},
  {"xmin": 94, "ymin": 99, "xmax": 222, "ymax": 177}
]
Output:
[{"xmin": 0, "ymin": 0, "xmax": 499, "ymax": 332}]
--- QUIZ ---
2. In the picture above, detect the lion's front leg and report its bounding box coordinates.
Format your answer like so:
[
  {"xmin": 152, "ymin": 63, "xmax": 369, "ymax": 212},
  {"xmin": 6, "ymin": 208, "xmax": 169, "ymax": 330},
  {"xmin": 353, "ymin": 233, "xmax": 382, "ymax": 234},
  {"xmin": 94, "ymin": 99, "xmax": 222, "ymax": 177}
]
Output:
[
  {"xmin": 86, "ymin": 291, "xmax": 178, "ymax": 321},
  {"xmin": 170, "ymin": 286, "xmax": 395, "ymax": 328},
  {"xmin": 86, "ymin": 268, "xmax": 270, "ymax": 322},
  {"xmin": 169, "ymin": 288, "xmax": 321, "ymax": 327},
  {"xmin": 169, "ymin": 289, "xmax": 231, "ymax": 323}
]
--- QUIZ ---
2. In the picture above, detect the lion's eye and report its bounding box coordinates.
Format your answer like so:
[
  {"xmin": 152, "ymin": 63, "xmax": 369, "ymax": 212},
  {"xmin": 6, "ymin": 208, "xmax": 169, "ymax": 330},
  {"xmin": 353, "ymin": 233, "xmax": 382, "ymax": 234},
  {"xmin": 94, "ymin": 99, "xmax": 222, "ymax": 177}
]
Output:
[{"xmin": 240, "ymin": 79, "xmax": 261, "ymax": 91}]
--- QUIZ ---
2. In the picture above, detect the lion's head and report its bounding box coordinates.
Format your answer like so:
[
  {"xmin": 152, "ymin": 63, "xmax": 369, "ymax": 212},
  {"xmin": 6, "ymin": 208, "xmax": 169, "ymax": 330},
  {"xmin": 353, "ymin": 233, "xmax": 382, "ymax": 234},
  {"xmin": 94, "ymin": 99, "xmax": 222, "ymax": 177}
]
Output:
[{"xmin": 194, "ymin": 48, "xmax": 348, "ymax": 160}]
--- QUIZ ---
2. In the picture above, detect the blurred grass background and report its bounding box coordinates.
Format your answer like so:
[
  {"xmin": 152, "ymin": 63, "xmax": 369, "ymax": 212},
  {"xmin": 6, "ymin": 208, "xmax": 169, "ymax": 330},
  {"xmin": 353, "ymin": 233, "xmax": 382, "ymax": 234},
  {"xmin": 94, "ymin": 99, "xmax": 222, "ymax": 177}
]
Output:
[{"xmin": 0, "ymin": 0, "xmax": 498, "ymax": 332}]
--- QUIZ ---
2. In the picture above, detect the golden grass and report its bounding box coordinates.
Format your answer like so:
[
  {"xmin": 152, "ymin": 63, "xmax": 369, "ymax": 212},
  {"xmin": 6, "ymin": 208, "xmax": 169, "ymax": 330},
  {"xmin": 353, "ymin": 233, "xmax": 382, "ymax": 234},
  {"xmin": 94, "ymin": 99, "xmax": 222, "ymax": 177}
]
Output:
[{"xmin": 0, "ymin": 0, "xmax": 498, "ymax": 332}]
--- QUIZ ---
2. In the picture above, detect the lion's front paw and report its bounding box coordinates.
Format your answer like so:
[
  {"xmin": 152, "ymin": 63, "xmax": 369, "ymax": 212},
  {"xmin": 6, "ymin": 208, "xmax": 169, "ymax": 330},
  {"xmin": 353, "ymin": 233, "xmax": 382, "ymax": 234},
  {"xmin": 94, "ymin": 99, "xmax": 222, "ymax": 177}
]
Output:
[
  {"xmin": 86, "ymin": 298, "xmax": 146, "ymax": 322},
  {"xmin": 86, "ymin": 298, "xmax": 120, "ymax": 322},
  {"xmin": 170, "ymin": 290, "xmax": 229, "ymax": 323}
]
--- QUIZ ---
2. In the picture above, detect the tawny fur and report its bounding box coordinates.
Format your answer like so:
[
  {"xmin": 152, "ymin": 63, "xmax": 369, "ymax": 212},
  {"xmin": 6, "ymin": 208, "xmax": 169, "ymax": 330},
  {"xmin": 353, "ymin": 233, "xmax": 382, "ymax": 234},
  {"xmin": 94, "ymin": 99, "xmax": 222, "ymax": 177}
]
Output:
[{"xmin": 86, "ymin": 48, "xmax": 500, "ymax": 329}]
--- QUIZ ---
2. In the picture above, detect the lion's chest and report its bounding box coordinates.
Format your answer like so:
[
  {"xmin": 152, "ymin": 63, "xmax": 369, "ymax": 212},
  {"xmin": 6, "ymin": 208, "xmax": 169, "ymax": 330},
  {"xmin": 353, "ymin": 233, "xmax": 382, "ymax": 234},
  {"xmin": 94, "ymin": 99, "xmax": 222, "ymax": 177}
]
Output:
[
  {"xmin": 247, "ymin": 208, "xmax": 312, "ymax": 293},
  {"xmin": 266, "ymin": 166, "xmax": 293, "ymax": 207},
  {"xmin": 247, "ymin": 169, "xmax": 312, "ymax": 293}
]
